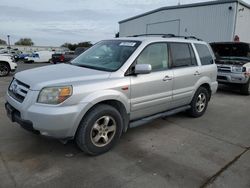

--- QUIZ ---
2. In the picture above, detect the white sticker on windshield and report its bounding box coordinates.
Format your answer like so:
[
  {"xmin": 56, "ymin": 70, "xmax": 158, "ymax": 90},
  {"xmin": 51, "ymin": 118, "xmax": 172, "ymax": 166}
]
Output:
[{"xmin": 119, "ymin": 42, "xmax": 136, "ymax": 47}]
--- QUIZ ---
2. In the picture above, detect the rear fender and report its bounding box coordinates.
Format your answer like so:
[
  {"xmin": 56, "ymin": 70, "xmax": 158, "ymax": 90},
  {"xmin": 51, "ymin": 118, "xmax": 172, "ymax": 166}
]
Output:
[{"xmin": 191, "ymin": 76, "xmax": 213, "ymax": 100}]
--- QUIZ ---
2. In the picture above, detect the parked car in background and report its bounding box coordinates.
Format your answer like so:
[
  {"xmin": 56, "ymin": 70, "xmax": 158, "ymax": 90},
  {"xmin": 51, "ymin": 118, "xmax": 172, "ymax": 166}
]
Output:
[
  {"xmin": 24, "ymin": 51, "xmax": 54, "ymax": 63},
  {"xmin": 74, "ymin": 47, "xmax": 87, "ymax": 56},
  {"xmin": 210, "ymin": 42, "xmax": 250, "ymax": 95},
  {"xmin": 51, "ymin": 51, "xmax": 75, "ymax": 64},
  {"xmin": 51, "ymin": 47, "xmax": 87, "ymax": 64},
  {"xmin": 0, "ymin": 49, "xmax": 23, "ymax": 62},
  {"xmin": 0, "ymin": 55, "xmax": 17, "ymax": 76},
  {"xmin": 14, "ymin": 53, "xmax": 30, "ymax": 63},
  {"xmin": 5, "ymin": 36, "xmax": 217, "ymax": 155}
]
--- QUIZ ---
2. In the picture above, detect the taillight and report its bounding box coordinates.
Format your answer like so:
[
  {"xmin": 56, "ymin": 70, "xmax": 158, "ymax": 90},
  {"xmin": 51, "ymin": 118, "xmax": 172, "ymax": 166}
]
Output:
[{"xmin": 59, "ymin": 54, "xmax": 65, "ymax": 62}]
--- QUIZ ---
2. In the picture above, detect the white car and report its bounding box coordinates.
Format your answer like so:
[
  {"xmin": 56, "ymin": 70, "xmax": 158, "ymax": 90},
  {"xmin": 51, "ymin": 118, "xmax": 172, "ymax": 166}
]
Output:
[
  {"xmin": 24, "ymin": 51, "xmax": 54, "ymax": 63},
  {"xmin": 0, "ymin": 55, "xmax": 17, "ymax": 76}
]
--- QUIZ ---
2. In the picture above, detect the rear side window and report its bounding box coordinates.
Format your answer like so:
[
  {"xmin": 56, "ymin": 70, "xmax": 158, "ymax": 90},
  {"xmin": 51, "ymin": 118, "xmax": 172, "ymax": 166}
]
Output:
[
  {"xmin": 195, "ymin": 44, "xmax": 213, "ymax": 65},
  {"xmin": 169, "ymin": 43, "xmax": 197, "ymax": 68}
]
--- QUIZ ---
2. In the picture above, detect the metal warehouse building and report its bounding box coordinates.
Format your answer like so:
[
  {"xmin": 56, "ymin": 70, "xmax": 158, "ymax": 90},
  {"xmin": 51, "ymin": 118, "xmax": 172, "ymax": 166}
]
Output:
[{"xmin": 119, "ymin": 0, "xmax": 250, "ymax": 43}]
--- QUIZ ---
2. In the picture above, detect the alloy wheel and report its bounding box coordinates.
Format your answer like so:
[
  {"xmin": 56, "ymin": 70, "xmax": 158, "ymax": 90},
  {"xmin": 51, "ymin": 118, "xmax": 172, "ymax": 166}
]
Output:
[
  {"xmin": 90, "ymin": 116, "xmax": 116, "ymax": 147},
  {"xmin": 196, "ymin": 93, "xmax": 206, "ymax": 113}
]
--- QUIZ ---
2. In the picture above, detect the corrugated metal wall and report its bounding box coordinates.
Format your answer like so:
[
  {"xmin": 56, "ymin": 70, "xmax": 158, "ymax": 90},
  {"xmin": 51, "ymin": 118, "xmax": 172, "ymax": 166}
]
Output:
[
  {"xmin": 119, "ymin": 2, "xmax": 237, "ymax": 43},
  {"xmin": 235, "ymin": 4, "xmax": 250, "ymax": 43}
]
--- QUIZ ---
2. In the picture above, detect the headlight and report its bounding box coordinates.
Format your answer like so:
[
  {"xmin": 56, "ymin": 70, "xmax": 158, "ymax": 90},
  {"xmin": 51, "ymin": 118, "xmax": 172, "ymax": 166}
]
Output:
[
  {"xmin": 37, "ymin": 86, "xmax": 72, "ymax": 104},
  {"xmin": 231, "ymin": 66, "xmax": 242, "ymax": 73}
]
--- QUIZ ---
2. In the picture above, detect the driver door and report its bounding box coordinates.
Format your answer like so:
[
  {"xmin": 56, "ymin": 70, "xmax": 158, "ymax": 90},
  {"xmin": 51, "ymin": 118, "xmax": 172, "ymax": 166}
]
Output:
[{"xmin": 129, "ymin": 43, "xmax": 174, "ymax": 120}]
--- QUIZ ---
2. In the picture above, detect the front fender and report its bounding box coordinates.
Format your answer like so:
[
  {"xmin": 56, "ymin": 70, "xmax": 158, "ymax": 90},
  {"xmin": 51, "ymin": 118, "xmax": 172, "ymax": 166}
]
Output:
[
  {"xmin": 80, "ymin": 89, "xmax": 130, "ymax": 113},
  {"xmin": 243, "ymin": 62, "xmax": 250, "ymax": 74},
  {"xmin": 67, "ymin": 89, "xmax": 130, "ymax": 137}
]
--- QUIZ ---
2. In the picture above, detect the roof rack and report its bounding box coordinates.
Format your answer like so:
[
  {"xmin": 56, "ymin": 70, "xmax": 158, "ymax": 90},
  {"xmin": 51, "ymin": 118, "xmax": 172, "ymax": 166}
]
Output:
[{"xmin": 127, "ymin": 33, "xmax": 202, "ymax": 41}]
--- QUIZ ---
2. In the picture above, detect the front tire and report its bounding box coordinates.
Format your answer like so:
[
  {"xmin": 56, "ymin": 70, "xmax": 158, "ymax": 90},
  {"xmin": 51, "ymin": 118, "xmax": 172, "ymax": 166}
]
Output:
[
  {"xmin": 76, "ymin": 104, "xmax": 123, "ymax": 155},
  {"xmin": 0, "ymin": 62, "xmax": 10, "ymax": 77},
  {"xmin": 188, "ymin": 87, "xmax": 209, "ymax": 118}
]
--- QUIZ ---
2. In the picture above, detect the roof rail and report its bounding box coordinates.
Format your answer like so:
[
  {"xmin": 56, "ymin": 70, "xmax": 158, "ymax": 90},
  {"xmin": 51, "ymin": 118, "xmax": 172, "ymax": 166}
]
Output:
[
  {"xmin": 183, "ymin": 36, "xmax": 202, "ymax": 41},
  {"xmin": 128, "ymin": 34, "xmax": 173, "ymax": 37},
  {"xmin": 127, "ymin": 33, "xmax": 202, "ymax": 41}
]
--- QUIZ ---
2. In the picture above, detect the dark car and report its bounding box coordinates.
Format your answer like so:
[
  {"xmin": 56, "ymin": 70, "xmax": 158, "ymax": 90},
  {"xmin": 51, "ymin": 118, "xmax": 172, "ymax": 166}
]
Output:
[
  {"xmin": 51, "ymin": 51, "xmax": 75, "ymax": 64},
  {"xmin": 210, "ymin": 42, "xmax": 250, "ymax": 95},
  {"xmin": 51, "ymin": 47, "xmax": 87, "ymax": 64},
  {"xmin": 15, "ymin": 53, "xmax": 30, "ymax": 62}
]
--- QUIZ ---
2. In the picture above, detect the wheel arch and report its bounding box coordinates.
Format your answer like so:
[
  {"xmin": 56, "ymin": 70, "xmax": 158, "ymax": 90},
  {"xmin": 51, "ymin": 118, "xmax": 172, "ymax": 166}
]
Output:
[
  {"xmin": 0, "ymin": 61, "xmax": 11, "ymax": 70},
  {"xmin": 194, "ymin": 77, "xmax": 213, "ymax": 101},
  {"xmin": 73, "ymin": 99, "xmax": 129, "ymax": 137},
  {"xmin": 89, "ymin": 99, "xmax": 129, "ymax": 133},
  {"xmin": 199, "ymin": 83, "xmax": 212, "ymax": 100},
  {"xmin": 70, "ymin": 92, "xmax": 130, "ymax": 138}
]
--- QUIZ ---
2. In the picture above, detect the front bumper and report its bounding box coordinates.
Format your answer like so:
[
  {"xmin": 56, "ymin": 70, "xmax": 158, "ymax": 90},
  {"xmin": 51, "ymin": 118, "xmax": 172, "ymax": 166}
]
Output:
[
  {"xmin": 5, "ymin": 92, "xmax": 88, "ymax": 139},
  {"xmin": 5, "ymin": 102, "xmax": 40, "ymax": 135},
  {"xmin": 11, "ymin": 66, "xmax": 17, "ymax": 72},
  {"xmin": 9, "ymin": 62, "xmax": 17, "ymax": 72},
  {"xmin": 217, "ymin": 72, "xmax": 249, "ymax": 84}
]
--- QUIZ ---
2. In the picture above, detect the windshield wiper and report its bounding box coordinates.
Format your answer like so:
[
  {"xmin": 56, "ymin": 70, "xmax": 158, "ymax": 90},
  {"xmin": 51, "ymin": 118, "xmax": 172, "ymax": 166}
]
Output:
[
  {"xmin": 71, "ymin": 63, "xmax": 112, "ymax": 72},
  {"xmin": 72, "ymin": 64, "xmax": 93, "ymax": 68}
]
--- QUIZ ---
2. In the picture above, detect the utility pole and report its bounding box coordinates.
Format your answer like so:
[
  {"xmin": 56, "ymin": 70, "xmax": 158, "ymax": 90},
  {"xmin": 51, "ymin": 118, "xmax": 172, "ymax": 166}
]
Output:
[{"xmin": 7, "ymin": 35, "xmax": 10, "ymax": 48}]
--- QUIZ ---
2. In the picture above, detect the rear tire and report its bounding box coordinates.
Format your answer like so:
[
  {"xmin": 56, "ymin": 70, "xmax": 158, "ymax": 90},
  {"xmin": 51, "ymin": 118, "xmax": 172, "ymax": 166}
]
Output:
[
  {"xmin": 240, "ymin": 79, "xmax": 250, "ymax": 95},
  {"xmin": 188, "ymin": 87, "xmax": 209, "ymax": 118},
  {"xmin": 76, "ymin": 104, "xmax": 123, "ymax": 155},
  {"xmin": 0, "ymin": 62, "xmax": 10, "ymax": 77}
]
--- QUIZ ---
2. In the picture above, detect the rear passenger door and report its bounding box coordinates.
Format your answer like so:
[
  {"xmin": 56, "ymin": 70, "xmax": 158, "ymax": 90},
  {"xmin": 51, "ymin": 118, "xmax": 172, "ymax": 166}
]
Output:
[{"xmin": 169, "ymin": 42, "xmax": 200, "ymax": 107}]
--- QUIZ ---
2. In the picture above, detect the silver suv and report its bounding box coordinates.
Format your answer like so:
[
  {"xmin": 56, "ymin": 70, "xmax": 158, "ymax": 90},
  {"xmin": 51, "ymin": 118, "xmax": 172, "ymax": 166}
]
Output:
[{"xmin": 5, "ymin": 36, "xmax": 218, "ymax": 155}]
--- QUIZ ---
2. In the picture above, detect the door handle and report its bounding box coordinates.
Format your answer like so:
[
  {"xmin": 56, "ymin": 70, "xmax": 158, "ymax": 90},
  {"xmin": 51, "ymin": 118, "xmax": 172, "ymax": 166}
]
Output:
[
  {"xmin": 194, "ymin": 71, "xmax": 201, "ymax": 76},
  {"xmin": 163, "ymin": 75, "xmax": 173, "ymax": 81}
]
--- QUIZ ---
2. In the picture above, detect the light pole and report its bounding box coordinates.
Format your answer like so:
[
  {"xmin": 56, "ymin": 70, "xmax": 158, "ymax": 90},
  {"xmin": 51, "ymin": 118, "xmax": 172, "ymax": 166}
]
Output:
[{"xmin": 7, "ymin": 35, "xmax": 10, "ymax": 48}]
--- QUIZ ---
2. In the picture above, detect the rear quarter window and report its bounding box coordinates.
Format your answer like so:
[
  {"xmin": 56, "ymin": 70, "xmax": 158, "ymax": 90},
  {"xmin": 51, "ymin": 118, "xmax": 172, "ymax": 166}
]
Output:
[{"xmin": 195, "ymin": 44, "xmax": 214, "ymax": 65}]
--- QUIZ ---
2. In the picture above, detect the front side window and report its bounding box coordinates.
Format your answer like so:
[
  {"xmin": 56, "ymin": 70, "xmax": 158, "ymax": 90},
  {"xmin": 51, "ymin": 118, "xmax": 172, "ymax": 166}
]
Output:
[
  {"xmin": 71, "ymin": 40, "xmax": 141, "ymax": 72},
  {"xmin": 33, "ymin": 53, "xmax": 39, "ymax": 58},
  {"xmin": 169, "ymin": 43, "xmax": 197, "ymax": 68},
  {"xmin": 195, "ymin": 44, "xmax": 214, "ymax": 65},
  {"xmin": 136, "ymin": 43, "xmax": 168, "ymax": 71}
]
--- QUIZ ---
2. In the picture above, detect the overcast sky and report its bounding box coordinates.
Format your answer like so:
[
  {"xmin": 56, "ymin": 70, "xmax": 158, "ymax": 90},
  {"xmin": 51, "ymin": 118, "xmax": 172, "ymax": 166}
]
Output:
[{"xmin": 0, "ymin": 0, "xmax": 249, "ymax": 46}]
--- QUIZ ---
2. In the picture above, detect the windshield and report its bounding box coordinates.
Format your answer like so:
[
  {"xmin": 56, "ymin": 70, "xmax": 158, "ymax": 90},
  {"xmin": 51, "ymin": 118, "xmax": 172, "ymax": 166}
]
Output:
[
  {"xmin": 210, "ymin": 43, "xmax": 250, "ymax": 59},
  {"xmin": 71, "ymin": 40, "xmax": 141, "ymax": 71}
]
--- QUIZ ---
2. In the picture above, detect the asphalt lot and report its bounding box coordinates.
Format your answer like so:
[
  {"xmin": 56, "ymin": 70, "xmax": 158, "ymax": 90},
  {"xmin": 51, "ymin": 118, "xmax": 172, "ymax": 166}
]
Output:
[{"xmin": 0, "ymin": 62, "xmax": 249, "ymax": 188}]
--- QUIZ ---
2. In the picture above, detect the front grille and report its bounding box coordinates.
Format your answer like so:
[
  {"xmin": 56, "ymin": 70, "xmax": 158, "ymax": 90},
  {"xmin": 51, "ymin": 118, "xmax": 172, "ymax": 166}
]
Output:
[
  {"xmin": 217, "ymin": 76, "xmax": 227, "ymax": 80},
  {"xmin": 8, "ymin": 79, "xmax": 30, "ymax": 103},
  {"xmin": 217, "ymin": 66, "xmax": 231, "ymax": 73}
]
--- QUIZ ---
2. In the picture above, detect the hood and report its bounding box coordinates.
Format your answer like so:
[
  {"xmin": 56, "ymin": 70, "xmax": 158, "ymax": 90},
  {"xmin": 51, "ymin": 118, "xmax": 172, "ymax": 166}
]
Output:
[
  {"xmin": 15, "ymin": 64, "xmax": 111, "ymax": 90},
  {"xmin": 215, "ymin": 57, "xmax": 250, "ymax": 66},
  {"xmin": 0, "ymin": 55, "xmax": 12, "ymax": 61}
]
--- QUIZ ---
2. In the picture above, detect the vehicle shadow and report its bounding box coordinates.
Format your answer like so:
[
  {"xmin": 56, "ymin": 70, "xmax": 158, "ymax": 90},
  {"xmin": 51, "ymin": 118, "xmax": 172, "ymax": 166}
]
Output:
[{"xmin": 216, "ymin": 84, "xmax": 243, "ymax": 96}]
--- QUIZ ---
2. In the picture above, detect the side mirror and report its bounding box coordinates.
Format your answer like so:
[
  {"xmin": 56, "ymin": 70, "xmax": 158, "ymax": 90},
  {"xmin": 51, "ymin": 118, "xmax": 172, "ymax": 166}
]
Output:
[{"xmin": 134, "ymin": 64, "xmax": 152, "ymax": 74}]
